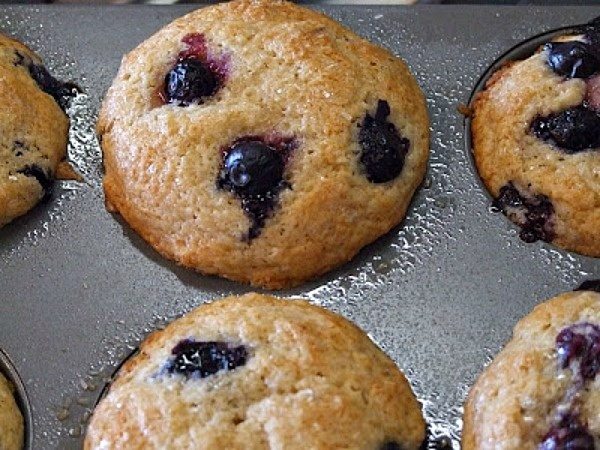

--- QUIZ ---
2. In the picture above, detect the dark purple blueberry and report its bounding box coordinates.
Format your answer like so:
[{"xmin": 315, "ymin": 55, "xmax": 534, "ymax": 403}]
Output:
[
  {"xmin": 556, "ymin": 323, "xmax": 600, "ymax": 381},
  {"xmin": 219, "ymin": 141, "xmax": 284, "ymax": 197},
  {"xmin": 576, "ymin": 279, "xmax": 600, "ymax": 293},
  {"xmin": 16, "ymin": 165, "xmax": 52, "ymax": 201},
  {"xmin": 380, "ymin": 442, "xmax": 402, "ymax": 450},
  {"xmin": 218, "ymin": 138, "xmax": 292, "ymax": 240},
  {"xmin": 28, "ymin": 64, "xmax": 78, "ymax": 111},
  {"xmin": 492, "ymin": 182, "xmax": 555, "ymax": 244},
  {"xmin": 358, "ymin": 100, "xmax": 410, "ymax": 183},
  {"xmin": 164, "ymin": 340, "xmax": 247, "ymax": 379},
  {"xmin": 546, "ymin": 41, "xmax": 600, "ymax": 79},
  {"xmin": 164, "ymin": 57, "xmax": 218, "ymax": 106},
  {"xmin": 531, "ymin": 106, "xmax": 600, "ymax": 153},
  {"xmin": 539, "ymin": 414, "xmax": 595, "ymax": 450}
]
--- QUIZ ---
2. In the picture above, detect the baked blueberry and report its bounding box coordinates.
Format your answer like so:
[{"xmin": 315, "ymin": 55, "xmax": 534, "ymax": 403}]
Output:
[
  {"xmin": 576, "ymin": 279, "xmax": 600, "ymax": 293},
  {"xmin": 16, "ymin": 164, "xmax": 52, "ymax": 201},
  {"xmin": 164, "ymin": 57, "xmax": 218, "ymax": 105},
  {"xmin": 556, "ymin": 323, "xmax": 600, "ymax": 381},
  {"xmin": 218, "ymin": 138, "xmax": 291, "ymax": 240},
  {"xmin": 492, "ymin": 182, "xmax": 555, "ymax": 243},
  {"xmin": 546, "ymin": 41, "xmax": 600, "ymax": 79},
  {"xmin": 164, "ymin": 340, "xmax": 247, "ymax": 379},
  {"xmin": 539, "ymin": 414, "xmax": 594, "ymax": 450},
  {"xmin": 28, "ymin": 63, "xmax": 77, "ymax": 111},
  {"xmin": 531, "ymin": 106, "xmax": 600, "ymax": 153},
  {"xmin": 219, "ymin": 141, "xmax": 285, "ymax": 197},
  {"xmin": 380, "ymin": 442, "xmax": 402, "ymax": 450},
  {"xmin": 359, "ymin": 99, "xmax": 410, "ymax": 183}
]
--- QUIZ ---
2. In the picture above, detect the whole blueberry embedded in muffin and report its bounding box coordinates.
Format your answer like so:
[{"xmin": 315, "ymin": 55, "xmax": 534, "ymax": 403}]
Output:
[
  {"xmin": 556, "ymin": 323, "xmax": 600, "ymax": 381},
  {"xmin": 359, "ymin": 99, "xmax": 410, "ymax": 183},
  {"xmin": 531, "ymin": 105, "xmax": 600, "ymax": 153},
  {"xmin": 545, "ymin": 41, "xmax": 600, "ymax": 79},
  {"xmin": 161, "ymin": 33, "xmax": 227, "ymax": 106},
  {"xmin": 164, "ymin": 340, "xmax": 248, "ymax": 379},
  {"xmin": 219, "ymin": 141, "xmax": 285, "ymax": 197},
  {"xmin": 492, "ymin": 182, "xmax": 555, "ymax": 243},
  {"xmin": 217, "ymin": 136, "xmax": 294, "ymax": 240},
  {"xmin": 16, "ymin": 164, "xmax": 53, "ymax": 201},
  {"xmin": 163, "ymin": 58, "xmax": 218, "ymax": 106},
  {"xmin": 539, "ymin": 414, "xmax": 595, "ymax": 450},
  {"xmin": 576, "ymin": 279, "xmax": 600, "ymax": 293}
]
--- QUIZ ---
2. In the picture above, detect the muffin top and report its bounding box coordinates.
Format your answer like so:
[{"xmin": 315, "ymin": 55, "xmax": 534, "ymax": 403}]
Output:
[
  {"xmin": 85, "ymin": 293, "xmax": 426, "ymax": 450},
  {"xmin": 471, "ymin": 22, "xmax": 600, "ymax": 256},
  {"xmin": 99, "ymin": 0, "xmax": 429, "ymax": 288}
]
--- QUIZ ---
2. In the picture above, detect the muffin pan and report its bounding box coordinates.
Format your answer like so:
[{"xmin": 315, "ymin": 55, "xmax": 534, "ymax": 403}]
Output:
[{"xmin": 0, "ymin": 5, "xmax": 599, "ymax": 449}]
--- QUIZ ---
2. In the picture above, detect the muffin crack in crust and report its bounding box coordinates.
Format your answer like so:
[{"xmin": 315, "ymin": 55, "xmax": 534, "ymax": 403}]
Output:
[
  {"xmin": 85, "ymin": 293, "xmax": 426, "ymax": 450},
  {"xmin": 463, "ymin": 289, "xmax": 600, "ymax": 450},
  {"xmin": 0, "ymin": 33, "xmax": 73, "ymax": 228},
  {"xmin": 98, "ymin": 0, "xmax": 429, "ymax": 288},
  {"xmin": 472, "ymin": 18, "xmax": 600, "ymax": 256}
]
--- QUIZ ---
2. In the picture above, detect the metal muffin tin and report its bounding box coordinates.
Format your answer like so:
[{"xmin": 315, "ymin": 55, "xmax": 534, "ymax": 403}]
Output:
[{"xmin": 0, "ymin": 5, "xmax": 599, "ymax": 449}]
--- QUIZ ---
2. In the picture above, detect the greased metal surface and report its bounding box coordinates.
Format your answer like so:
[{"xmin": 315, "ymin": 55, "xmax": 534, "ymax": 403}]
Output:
[{"xmin": 0, "ymin": 5, "xmax": 598, "ymax": 449}]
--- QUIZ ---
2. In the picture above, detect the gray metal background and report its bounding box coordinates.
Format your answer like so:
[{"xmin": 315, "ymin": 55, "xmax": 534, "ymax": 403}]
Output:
[{"xmin": 0, "ymin": 5, "xmax": 599, "ymax": 449}]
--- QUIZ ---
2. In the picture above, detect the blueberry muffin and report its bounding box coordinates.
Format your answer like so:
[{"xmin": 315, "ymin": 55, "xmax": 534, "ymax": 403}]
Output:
[
  {"xmin": 98, "ymin": 0, "xmax": 429, "ymax": 289},
  {"xmin": 463, "ymin": 284, "xmax": 600, "ymax": 450},
  {"xmin": 85, "ymin": 293, "xmax": 426, "ymax": 449},
  {"xmin": 0, "ymin": 372, "xmax": 23, "ymax": 450},
  {"xmin": 0, "ymin": 33, "xmax": 75, "ymax": 228},
  {"xmin": 471, "ymin": 19, "xmax": 600, "ymax": 256}
]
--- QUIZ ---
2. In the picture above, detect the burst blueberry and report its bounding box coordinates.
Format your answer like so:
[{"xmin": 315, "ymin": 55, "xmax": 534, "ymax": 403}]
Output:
[
  {"xmin": 556, "ymin": 323, "xmax": 600, "ymax": 381},
  {"xmin": 492, "ymin": 182, "xmax": 555, "ymax": 243},
  {"xmin": 546, "ymin": 41, "xmax": 600, "ymax": 79},
  {"xmin": 164, "ymin": 57, "xmax": 218, "ymax": 105},
  {"xmin": 17, "ymin": 164, "xmax": 52, "ymax": 201},
  {"xmin": 164, "ymin": 340, "xmax": 248, "ymax": 379},
  {"xmin": 359, "ymin": 99, "xmax": 410, "ymax": 183},
  {"xmin": 539, "ymin": 414, "xmax": 595, "ymax": 450},
  {"xmin": 531, "ymin": 106, "xmax": 600, "ymax": 153},
  {"xmin": 28, "ymin": 64, "xmax": 78, "ymax": 111}
]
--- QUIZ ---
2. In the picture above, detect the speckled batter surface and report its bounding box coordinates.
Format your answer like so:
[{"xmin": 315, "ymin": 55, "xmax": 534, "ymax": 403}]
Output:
[
  {"xmin": 85, "ymin": 293, "xmax": 425, "ymax": 450},
  {"xmin": 99, "ymin": 0, "xmax": 429, "ymax": 289}
]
